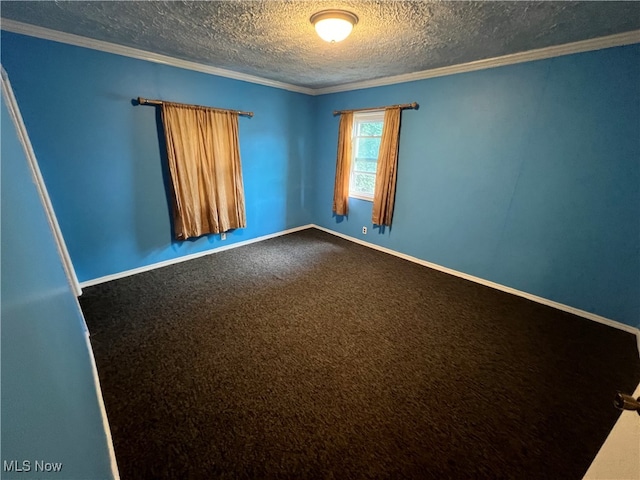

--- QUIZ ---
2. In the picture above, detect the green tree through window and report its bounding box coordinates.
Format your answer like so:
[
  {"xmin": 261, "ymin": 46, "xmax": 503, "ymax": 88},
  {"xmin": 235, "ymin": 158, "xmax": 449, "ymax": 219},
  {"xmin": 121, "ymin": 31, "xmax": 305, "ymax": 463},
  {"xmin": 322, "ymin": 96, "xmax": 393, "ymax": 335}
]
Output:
[{"xmin": 349, "ymin": 111, "xmax": 385, "ymax": 200}]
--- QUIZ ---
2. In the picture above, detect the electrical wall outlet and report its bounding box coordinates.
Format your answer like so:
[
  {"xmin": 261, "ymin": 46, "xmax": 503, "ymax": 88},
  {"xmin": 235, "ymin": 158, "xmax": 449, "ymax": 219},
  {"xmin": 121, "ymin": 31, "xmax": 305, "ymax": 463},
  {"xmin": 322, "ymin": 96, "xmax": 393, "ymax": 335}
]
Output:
[
  {"xmin": 362, "ymin": 226, "xmax": 367, "ymax": 234},
  {"xmin": 221, "ymin": 232, "xmax": 227, "ymax": 240}
]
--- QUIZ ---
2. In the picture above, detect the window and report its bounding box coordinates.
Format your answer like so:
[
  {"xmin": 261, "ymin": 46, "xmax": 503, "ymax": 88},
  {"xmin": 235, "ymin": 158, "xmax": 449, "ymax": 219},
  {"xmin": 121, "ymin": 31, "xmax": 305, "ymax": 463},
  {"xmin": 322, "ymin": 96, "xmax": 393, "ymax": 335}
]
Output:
[{"xmin": 349, "ymin": 111, "xmax": 384, "ymax": 200}]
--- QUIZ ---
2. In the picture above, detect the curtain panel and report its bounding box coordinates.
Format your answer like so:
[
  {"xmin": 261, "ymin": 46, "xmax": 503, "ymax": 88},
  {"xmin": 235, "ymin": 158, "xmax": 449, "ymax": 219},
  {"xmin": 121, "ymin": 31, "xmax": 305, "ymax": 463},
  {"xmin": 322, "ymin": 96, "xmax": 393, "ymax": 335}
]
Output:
[
  {"xmin": 372, "ymin": 107, "xmax": 401, "ymax": 226},
  {"xmin": 332, "ymin": 112, "xmax": 354, "ymax": 216},
  {"xmin": 161, "ymin": 102, "xmax": 246, "ymax": 240}
]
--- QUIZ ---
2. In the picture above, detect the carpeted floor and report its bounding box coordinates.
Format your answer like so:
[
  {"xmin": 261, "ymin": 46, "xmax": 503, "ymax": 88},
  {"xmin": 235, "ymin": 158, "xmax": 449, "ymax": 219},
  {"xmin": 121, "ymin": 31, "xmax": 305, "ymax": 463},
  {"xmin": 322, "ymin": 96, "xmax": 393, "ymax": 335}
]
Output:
[{"xmin": 80, "ymin": 228, "xmax": 640, "ymax": 479}]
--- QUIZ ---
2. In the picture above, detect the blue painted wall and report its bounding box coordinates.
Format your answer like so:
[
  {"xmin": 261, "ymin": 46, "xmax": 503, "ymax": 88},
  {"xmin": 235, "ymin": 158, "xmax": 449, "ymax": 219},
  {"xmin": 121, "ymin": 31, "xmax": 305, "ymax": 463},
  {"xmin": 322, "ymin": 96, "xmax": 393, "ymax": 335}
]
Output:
[
  {"xmin": 312, "ymin": 45, "xmax": 640, "ymax": 327},
  {"xmin": 1, "ymin": 89, "xmax": 115, "ymax": 478},
  {"xmin": 1, "ymin": 32, "xmax": 315, "ymax": 282}
]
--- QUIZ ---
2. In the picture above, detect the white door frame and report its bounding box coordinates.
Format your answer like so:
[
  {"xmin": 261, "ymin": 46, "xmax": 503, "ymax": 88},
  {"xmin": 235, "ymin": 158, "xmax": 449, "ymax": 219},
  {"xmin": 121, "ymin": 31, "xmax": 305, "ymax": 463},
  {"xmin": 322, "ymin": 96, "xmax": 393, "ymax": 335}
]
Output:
[{"xmin": 1, "ymin": 65, "xmax": 82, "ymax": 296}]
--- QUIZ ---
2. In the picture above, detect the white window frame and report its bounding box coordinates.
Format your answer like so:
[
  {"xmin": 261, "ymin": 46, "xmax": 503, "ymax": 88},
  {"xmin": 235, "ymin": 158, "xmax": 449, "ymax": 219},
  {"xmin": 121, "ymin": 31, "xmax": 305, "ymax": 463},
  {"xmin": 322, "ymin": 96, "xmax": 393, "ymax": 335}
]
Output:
[{"xmin": 349, "ymin": 110, "xmax": 385, "ymax": 201}]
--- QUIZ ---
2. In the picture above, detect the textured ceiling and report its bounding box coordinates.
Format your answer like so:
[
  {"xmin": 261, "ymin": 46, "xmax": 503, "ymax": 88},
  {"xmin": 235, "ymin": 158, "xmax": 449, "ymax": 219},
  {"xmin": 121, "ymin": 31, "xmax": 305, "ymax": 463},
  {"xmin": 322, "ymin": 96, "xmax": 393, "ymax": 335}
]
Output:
[{"xmin": 2, "ymin": 1, "xmax": 639, "ymax": 89}]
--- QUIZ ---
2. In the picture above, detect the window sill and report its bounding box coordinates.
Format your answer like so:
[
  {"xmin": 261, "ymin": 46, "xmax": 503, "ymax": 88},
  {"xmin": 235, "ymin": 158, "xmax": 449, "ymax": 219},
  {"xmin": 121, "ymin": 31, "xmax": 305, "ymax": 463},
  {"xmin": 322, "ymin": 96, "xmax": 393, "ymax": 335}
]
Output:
[{"xmin": 349, "ymin": 193, "xmax": 373, "ymax": 202}]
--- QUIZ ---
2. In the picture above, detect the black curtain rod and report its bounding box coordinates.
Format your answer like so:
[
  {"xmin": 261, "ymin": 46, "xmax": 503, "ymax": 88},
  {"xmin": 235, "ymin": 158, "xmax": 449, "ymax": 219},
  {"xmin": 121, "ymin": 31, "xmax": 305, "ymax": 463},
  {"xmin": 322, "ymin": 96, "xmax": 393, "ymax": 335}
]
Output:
[
  {"xmin": 333, "ymin": 102, "xmax": 419, "ymax": 116},
  {"xmin": 137, "ymin": 97, "xmax": 254, "ymax": 118}
]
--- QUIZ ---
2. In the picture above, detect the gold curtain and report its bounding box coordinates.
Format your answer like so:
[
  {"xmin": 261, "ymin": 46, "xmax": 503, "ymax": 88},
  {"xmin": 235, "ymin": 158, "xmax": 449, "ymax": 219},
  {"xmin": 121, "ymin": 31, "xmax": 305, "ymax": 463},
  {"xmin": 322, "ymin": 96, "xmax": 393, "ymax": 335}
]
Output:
[
  {"xmin": 372, "ymin": 107, "xmax": 401, "ymax": 226},
  {"xmin": 161, "ymin": 102, "xmax": 246, "ymax": 240},
  {"xmin": 332, "ymin": 112, "xmax": 354, "ymax": 216}
]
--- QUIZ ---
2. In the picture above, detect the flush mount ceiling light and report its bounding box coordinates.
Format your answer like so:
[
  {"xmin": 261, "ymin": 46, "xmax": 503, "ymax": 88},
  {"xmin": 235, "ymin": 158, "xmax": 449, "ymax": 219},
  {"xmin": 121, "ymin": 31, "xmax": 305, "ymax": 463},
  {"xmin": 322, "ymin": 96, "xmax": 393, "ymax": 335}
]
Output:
[{"xmin": 310, "ymin": 9, "xmax": 359, "ymax": 43}]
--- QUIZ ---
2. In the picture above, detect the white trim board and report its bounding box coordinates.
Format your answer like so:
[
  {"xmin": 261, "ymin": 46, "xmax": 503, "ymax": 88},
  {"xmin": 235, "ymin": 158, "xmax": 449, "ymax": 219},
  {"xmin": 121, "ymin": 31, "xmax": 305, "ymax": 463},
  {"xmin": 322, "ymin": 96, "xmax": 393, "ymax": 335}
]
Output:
[
  {"xmin": 311, "ymin": 224, "xmax": 640, "ymax": 340},
  {"xmin": 1, "ymin": 66, "xmax": 82, "ymax": 297},
  {"xmin": 80, "ymin": 224, "xmax": 315, "ymax": 288},
  {"xmin": 82, "ymin": 222, "xmax": 639, "ymax": 345},
  {"xmin": 0, "ymin": 19, "xmax": 314, "ymax": 96},
  {"xmin": 1, "ymin": 19, "xmax": 638, "ymax": 96},
  {"xmin": 83, "ymin": 329, "xmax": 121, "ymax": 480},
  {"xmin": 313, "ymin": 30, "xmax": 640, "ymax": 95},
  {"xmin": 2, "ymin": 65, "xmax": 119, "ymax": 480}
]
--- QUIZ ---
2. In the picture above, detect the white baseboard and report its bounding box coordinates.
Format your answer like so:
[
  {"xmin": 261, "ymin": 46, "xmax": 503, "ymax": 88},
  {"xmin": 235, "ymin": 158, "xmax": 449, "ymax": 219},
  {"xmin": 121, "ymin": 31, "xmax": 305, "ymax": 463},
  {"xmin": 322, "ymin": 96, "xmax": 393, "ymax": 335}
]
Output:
[
  {"xmin": 80, "ymin": 222, "xmax": 640, "ymax": 355},
  {"xmin": 80, "ymin": 224, "xmax": 314, "ymax": 288},
  {"xmin": 311, "ymin": 224, "xmax": 640, "ymax": 342}
]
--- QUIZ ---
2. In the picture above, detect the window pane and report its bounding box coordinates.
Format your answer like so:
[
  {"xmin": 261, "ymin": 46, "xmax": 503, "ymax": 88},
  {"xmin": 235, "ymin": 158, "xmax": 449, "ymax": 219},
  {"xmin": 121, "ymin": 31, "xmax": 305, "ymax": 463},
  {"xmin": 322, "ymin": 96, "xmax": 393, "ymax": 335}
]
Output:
[
  {"xmin": 350, "ymin": 112, "xmax": 383, "ymax": 199},
  {"xmin": 354, "ymin": 158, "xmax": 378, "ymax": 173},
  {"xmin": 359, "ymin": 121, "xmax": 383, "ymax": 136},
  {"xmin": 352, "ymin": 172, "xmax": 376, "ymax": 195},
  {"xmin": 356, "ymin": 137, "xmax": 381, "ymax": 159}
]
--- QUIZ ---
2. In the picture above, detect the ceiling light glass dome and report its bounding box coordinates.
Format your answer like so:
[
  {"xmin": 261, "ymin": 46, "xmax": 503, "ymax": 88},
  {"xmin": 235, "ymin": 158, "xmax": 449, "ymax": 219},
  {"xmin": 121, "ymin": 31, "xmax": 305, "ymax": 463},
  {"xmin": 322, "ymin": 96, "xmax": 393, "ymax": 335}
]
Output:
[{"xmin": 310, "ymin": 10, "xmax": 358, "ymax": 43}]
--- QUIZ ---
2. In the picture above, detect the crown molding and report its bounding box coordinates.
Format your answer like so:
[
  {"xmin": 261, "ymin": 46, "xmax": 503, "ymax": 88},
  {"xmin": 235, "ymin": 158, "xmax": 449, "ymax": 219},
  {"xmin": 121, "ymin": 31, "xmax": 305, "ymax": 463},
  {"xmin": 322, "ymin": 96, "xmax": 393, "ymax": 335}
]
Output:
[
  {"xmin": 0, "ymin": 18, "xmax": 315, "ymax": 96},
  {"xmin": 314, "ymin": 29, "xmax": 640, "ymax": 95},
  {"xmin": 2, "ymin": 18, "xmax": 639, "ymax": 97}
]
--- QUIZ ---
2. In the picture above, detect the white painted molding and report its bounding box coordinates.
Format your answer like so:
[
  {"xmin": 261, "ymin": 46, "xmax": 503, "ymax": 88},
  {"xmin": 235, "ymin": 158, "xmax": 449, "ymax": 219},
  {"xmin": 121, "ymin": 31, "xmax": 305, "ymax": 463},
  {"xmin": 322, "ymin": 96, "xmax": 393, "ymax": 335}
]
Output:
[
  {"xmin": 314, "ymin": 30, "xmax": 640, "ymax": 95},
  {"xmin": 80, "ymin": 222, "xmax": 640, "ymax": 355},
  {"xmin": 1, "ymin": 65, "xmax": 82, "ymax": 297},
  {"xmin": 0, "ymin": 19, "xmax": 315, "ymax": 96},
  {"xmin": 4, "ymin": 65, "xmax": 119, "ymax": 477},
  {"xmin": 83, "ymin": 330, "xmax": 121, "ymax": 480},
  {"xmin": 2, "ymin": 18, "xmax": 638, "ymax": 97},
  {"xmin": 80, "ymin": 225, "xmax": 315, "ymax": 288},
  {"xmin": 311, "ymin": 224, "xmax": 640, "ymax": 340}
]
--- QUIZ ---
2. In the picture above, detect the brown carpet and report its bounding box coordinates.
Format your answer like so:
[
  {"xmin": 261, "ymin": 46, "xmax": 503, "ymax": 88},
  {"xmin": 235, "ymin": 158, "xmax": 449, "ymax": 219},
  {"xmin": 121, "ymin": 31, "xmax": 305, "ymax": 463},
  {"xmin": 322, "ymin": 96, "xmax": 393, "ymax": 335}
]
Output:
[{"xmin": 80, "ymin": 228, "xmax": 640, "ymax": 479}]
